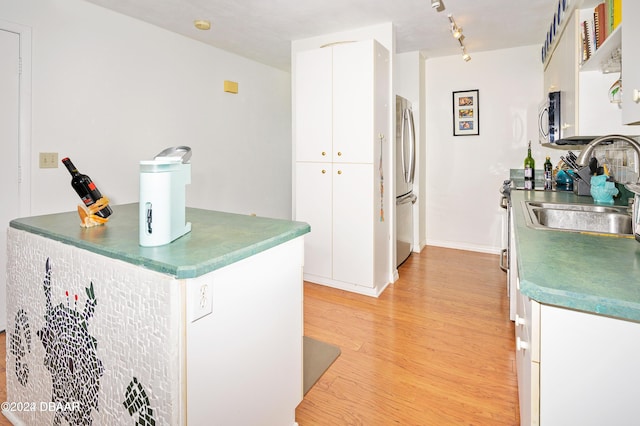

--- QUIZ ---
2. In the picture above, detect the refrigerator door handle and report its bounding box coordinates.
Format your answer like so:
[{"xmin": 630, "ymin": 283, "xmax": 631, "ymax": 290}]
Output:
[
  {"xmin": 400, "ymin": 108, "xmax": 416, "ymax": 183},
  {"xmin": 405, "ymin": 108, "xmax": 416, "ymax": 184},
  {"xmin": 400, "ymin": 107, "xmax": 408, "ymax": 181}
]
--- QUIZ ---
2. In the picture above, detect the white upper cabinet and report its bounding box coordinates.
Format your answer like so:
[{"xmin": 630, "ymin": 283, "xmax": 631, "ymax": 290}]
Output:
[
  {"xmin": 333, "ymin": 41, "xmax": 375, "ymax": 164},
  {"xmin": 544, "ymin": 10, "xmax": 579, "ymax": 139},
  {"xmin": 294, "ymin": 47, "xmax": 332, "ymax": 162},
  {"xmin": 295, "ymin": 40, "xmax": 386, "ymax": 164},
  {"xmin": 542, "ymin": 0, "xmax": 640, "ymax": 135},
  {"xmin": 622, "ymin": 0, "xmax": 640, "ymax": 124}
]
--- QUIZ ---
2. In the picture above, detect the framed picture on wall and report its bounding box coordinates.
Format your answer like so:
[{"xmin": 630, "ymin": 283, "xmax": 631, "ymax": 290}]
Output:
[{"xmin": 452, "ymin": 89, "xmax": 479, "ymax": 136}]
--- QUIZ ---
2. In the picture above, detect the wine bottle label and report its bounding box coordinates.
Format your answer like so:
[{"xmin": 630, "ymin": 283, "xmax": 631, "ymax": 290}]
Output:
[
  {"xmin": 88, "ymin": 182, "xmax": 97, "ymax": 191},
  {"xmin": 524, "ymin": 167, "xmax": 533, "ymax": 178},
  {"xmin": 81, "ymin": 195, "xmax": 93, "ymax": 206}
]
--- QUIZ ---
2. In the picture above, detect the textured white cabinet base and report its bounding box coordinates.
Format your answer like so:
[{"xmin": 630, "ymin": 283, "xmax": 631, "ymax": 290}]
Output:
[
  {"xmin": 5, "ymin": 228, "xmax": 183, "ymax": 425},
  {"xmin": 5, "ymin": 229, "xmax": 304, "ymax": 425}
]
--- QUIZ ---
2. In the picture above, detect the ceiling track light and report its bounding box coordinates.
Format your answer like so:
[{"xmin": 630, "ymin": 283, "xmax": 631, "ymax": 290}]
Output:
[
  {"xmin": 430, "ymin": 0, "xmax": 441, "ymax": 9},
  {"xmin": 462, "ymin": 48, "xmax": 471, "ymax": 62},
  {"xmin": 448, "ymin": 14, "xmax": 462, "ymax": 39},
  {"xmin": 448, "ymin": 14, "xmax": 471, "ymax": 62}
]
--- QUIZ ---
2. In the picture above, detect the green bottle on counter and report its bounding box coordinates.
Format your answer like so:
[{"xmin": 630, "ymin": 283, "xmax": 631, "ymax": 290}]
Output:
[{"xmin": 524, "ymin": 141, "xmax": 535, "ymax": 190}]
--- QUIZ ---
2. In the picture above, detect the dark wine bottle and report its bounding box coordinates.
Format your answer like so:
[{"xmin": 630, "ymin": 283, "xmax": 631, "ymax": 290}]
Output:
[
  {"xmin": 524, "ymin": 141, "xmax": 535, "ymax": 190},
  {"xmin": 61, "ymin": 157, "xmax": 113, "ymax": 219},
  {"xmin": 544, "ymin": 156, "xmax": 553, "ymax": 190}
]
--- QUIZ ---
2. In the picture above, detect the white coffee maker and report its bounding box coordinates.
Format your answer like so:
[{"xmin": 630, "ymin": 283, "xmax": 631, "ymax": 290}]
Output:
[{"xmin": 139, "ymin": 146, "xmax": 192, "ymax": 247}]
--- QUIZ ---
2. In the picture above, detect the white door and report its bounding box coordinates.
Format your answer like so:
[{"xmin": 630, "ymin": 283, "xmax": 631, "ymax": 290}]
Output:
[
  {"xmin": 295, "ymin": 162, "xmax": 332, "ymax": 278},
  {"xmin": 332, "ymin": 163, "xmax": 373, "ymax": 287},
  {"xmin": 294, "ymin": 47, "xmax": 332, "ymax": 162},
  {"xmin": 0, "ymin": 28, "xmax": 21, "ymax": 332},
  {"xmin": 333, "ymin": 40, "xmax": 374, "ymax": 164}
]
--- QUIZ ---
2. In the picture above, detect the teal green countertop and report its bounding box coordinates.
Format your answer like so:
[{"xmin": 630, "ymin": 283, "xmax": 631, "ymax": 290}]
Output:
[
  {"xmin": 512, "ymin": 190, "xmax": 640, "ymax": 322},
  {"xmin": 10, "ymin": 204, "xmax": 310, "ymax": 279}
]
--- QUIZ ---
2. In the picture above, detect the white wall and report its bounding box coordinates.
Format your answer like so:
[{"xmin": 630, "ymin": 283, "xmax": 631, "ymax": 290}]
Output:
[
  {"xmin": 2, "ymin": 0, "xmax": 292, "ymax": 219},
  {"xmin": 425, "ymin": 45, "xmax": 551, "ymax": 253}
]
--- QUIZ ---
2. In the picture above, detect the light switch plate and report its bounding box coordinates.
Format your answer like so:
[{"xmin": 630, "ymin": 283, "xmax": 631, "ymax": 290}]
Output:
[{"xmin": 39, "ymin": 152, "xmax": 58, "ymax": 168}]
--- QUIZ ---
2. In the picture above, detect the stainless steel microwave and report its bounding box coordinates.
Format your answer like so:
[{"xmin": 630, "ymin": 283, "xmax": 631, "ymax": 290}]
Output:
[{"xmin": 538, "ymin": 91, "xmax": 561, "ymax": 144}]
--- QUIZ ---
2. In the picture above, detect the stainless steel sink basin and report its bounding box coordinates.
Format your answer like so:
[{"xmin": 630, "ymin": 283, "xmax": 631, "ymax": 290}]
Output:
[{"xmin": 522, "ymin": 201, "xmax": 633, "ymax": 235}]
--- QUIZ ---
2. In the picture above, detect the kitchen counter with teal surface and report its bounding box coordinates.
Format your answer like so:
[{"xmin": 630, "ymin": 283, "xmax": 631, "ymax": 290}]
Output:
[
  {"xmin": 511, "ymin": 189, "xmax": 640, "ymax": 322},
  {"xmin": 9, "ymin": 202, "xmax": 310, "ymax": 278}
]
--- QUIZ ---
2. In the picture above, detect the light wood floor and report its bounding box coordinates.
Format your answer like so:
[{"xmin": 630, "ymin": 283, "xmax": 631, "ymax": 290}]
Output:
[
  {"xmin": 0, "ymin": 246, "xmax": 518, "ymax": 425},
  {"xmin": 296, "ymin": 246, "xmax": 519, "ymax": 425}
]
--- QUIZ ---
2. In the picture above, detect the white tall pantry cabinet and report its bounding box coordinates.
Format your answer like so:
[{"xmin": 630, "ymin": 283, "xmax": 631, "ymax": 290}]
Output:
[{"xmin": 294, "ymin": 39, "xmax": 391, "ymax": 297}]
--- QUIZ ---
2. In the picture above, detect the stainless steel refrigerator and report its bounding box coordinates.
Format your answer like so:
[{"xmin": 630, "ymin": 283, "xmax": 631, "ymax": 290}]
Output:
[{"xmin": 396, "ymin": 95, "xmax": 417, "ymax": 267}]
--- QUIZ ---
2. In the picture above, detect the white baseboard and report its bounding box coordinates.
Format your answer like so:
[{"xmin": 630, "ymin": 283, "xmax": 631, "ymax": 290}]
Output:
[
  {"xmin": 303, "ymin": 273, "xmax": 390, "ymax": 297},
  {"xmin": 425, "ymin": 239, "xmax": 501, "ymax": 255}
]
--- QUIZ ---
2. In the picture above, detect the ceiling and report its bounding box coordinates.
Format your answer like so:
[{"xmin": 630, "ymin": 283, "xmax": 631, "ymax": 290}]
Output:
[{"xmin": 84, "ymin": 0, "xmax": 556, "ymax": 71}]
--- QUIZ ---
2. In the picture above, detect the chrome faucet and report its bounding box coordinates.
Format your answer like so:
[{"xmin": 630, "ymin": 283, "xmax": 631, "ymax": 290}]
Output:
[{"xmin": 575, "ymin": 134, "xmax": 640, "ymax": 183}]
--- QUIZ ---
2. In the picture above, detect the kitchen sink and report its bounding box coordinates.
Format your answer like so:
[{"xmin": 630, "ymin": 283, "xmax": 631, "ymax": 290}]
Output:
[{"xmin": 522, "ymin": 201, "xmax": 633, "ymax": 236}]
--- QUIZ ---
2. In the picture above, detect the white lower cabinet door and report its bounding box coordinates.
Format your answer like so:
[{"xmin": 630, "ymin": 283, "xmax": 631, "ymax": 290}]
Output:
[
  {"xmin": 540, "ymin": 305, "xmax": 640, "ymax": 425},
  {"xmin": 516, "ymin": 290, "xmax": 540, "ymax": 426},
  {"xmin": 332, "ymin": 163, "xmax": 374, "ymax": 287},
  {"xmin": 295, "ymin": 162, "xmax": 332, "ymax": 278}
]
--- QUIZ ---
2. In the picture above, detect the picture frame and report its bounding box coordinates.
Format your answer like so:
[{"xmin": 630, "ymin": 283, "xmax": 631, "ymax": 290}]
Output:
[{"xmin": 452, "ymin": 89, "xmax": 479, "ymax": 136}]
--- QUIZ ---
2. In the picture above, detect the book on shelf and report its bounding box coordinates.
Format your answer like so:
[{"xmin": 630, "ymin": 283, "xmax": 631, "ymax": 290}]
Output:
[
  {"xmin": 594, "ymin": 2, "xmax": 606, "ymax": 48},
  {"xmin": 603, "ymin": 0, "xmax": 618, "ymax": 37},
  {"xmin": 613, "ymin": 0, "xmax": 622, "ymax": 30},
  {"xmin": 580, "ymin": 19, "xmax": 595, "ymax": 63},
  {"xmin": 604, "ymin": 0, "xmax": 613, "ymax": 38}
]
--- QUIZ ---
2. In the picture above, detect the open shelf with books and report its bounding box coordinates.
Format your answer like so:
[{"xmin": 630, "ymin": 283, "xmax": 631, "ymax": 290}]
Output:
[
  {"xmin": 580, "ymin": 24, "xmax": 621, "ymax": 72},
  {"xmin": 579, "ymin": 0, "xmax": 622, "ymax": 73}
]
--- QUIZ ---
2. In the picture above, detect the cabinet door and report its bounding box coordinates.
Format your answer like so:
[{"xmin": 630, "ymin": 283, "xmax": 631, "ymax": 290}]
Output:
[
  {"xmin": 543, "ymin": 10, "xmax": 578, "ymax": 138},
  {"xmin": 515, "ymin": 290, "xmax": 540, "ymax": 426},
  {"xmin": 332, "ymin": 163, "xmax": 373, "ymax": 286},
  {"xmin": 295, "ymin": 48, "xmax": 332, "ymax": 162},
  {"xmin": 540, "ymin": 305, "xmax": 640, "ymax": 425},
  {"xmin": 295, "ymin": 162, "xmax": 332, "ymax": 278},
  {"xmin": 622, "ymin": 1, "xmax": 640, "ymax": 124},
  {"xmin": 333, "ymin": 41, "xmax": 374, "ymax": 164}
]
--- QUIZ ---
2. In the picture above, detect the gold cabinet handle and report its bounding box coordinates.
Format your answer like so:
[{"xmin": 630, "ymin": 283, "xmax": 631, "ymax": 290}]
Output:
[
  {"xmin": 321, "ymin": 151, "xmax": 327, "ymax": 156},
  {"xmin": 337, "ymin": 151, "xmax": 342, "ymax": 156},
  {"xmin": 321, "ymin": 169, "xmax": 326, "ymax": 174},
  {"xmin": 337, "ymin": 170, "xmax": 342, "ymax": 175}
]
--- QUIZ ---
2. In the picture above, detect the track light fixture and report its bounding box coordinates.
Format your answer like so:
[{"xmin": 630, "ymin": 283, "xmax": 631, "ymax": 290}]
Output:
[
  {"xmin": 430, "ymin": 0, "xmax": 441, "ymax": 9},
  {"xmin": 448, "ymin": 14, "xmax": 462, "ymax": 40},
  {"xmin": 448, "ymin": 14, "xmax": 471, "ymax": 62}
]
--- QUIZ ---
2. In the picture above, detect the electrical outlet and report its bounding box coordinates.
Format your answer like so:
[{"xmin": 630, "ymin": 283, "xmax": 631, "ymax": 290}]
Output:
[
  {"xmin": 187, "ymin": 282, "xmax": 213, "ymax": 322},
  {"xmin": 39, "ymin": 152, "xmax": 58, "ymax": 168}
]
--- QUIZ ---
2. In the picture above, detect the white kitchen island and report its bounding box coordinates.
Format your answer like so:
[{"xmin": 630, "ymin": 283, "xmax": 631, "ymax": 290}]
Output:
[{"xmin": 5, "ymin": 204, "xmax": 309, "ymax": 425}]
